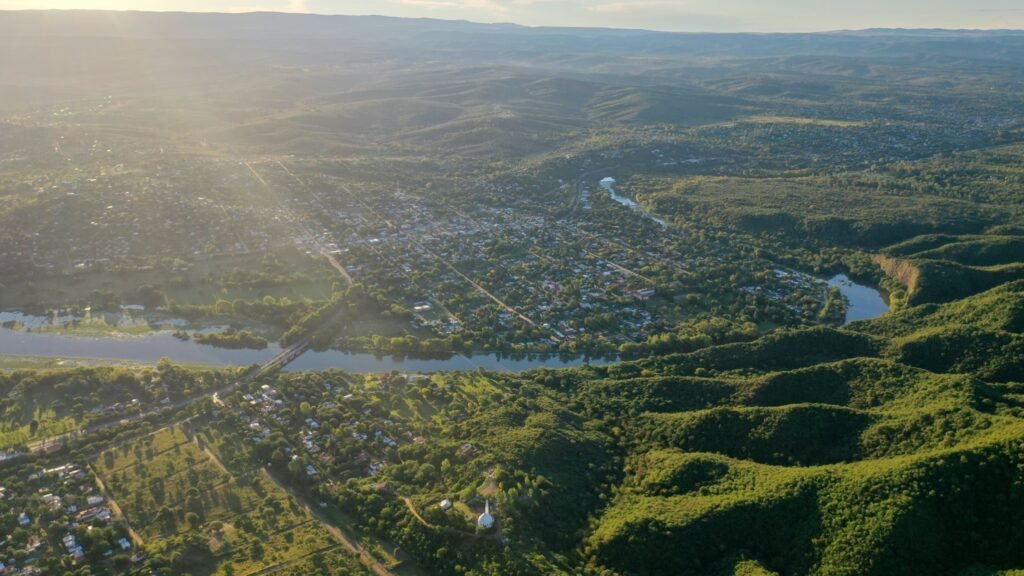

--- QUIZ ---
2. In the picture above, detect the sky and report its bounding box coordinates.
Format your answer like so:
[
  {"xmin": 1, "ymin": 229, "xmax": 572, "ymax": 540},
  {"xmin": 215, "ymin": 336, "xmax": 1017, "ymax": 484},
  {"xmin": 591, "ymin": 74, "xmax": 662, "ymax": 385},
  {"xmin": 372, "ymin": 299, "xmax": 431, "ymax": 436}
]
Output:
[{"xmin": 1, "ymin": 0, "xmax": 1023, "ymax": 32}]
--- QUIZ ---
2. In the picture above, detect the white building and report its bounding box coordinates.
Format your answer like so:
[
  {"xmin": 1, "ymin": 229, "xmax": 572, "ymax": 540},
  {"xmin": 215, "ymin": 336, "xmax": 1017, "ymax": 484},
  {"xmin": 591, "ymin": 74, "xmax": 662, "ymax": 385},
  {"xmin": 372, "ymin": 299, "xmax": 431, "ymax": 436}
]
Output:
[{"xmin": 477, "ymin": 500, "xmax": 494, "ymax": 529}]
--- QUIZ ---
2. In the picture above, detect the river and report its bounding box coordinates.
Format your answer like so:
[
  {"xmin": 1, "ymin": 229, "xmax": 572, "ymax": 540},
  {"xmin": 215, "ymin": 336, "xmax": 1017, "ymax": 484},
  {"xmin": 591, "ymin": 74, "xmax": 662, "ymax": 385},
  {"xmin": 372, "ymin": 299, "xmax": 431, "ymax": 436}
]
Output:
[
  {"xmin": 596, "ymin": 179, "xmax": 887, "ymax": 325},
  {"xmin": 0, "ymin": 313, "xmax": 601, "ymax": 372},
  {"xmin": 1, "ymin": 273, "xmax": 888, "ymax": 369},
  {"xmin": 600, "ymin": 177, "xmax": 666, "ymax": 227}
]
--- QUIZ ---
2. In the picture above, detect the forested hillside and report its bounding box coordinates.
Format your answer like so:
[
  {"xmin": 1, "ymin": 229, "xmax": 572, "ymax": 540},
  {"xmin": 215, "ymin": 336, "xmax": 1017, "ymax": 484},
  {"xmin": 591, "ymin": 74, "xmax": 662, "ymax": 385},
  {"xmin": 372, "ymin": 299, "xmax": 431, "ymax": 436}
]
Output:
[{"xmin": 256, "ymin": 266, "xmax": 1024, "ymax": 576}]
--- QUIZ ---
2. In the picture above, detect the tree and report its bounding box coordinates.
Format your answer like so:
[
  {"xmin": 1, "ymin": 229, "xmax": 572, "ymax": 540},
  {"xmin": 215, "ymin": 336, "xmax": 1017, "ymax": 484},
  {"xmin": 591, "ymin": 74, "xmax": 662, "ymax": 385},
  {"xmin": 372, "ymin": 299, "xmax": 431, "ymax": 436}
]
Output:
[
  {"xmin": 157, "ymin": 506, "xmax": 177, "ymax": 533},
  {"xmin": 138, "ymin": 284, "xmax": 168, "ymax": 310},
  {"xmin": 215, "ymin": 299, "xmax": 235, "ymax": 315},
  {"xmin": 113, "ymin": 554, "xmax": 133, "ymax": 571},
  {"xmin": 287, "ymin": 459, "xmax": 305, "ymax": 481}
]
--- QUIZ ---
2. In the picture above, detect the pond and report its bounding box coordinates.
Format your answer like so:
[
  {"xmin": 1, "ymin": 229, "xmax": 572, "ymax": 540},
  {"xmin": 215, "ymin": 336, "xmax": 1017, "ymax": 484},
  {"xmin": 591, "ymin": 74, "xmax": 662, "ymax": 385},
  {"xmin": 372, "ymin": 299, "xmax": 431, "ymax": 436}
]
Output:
[
  {"xmin": 0, "ymin": 312, "xmax": 603, "ymax": 372},
  {"xmin": 827, "ymin": 274, "xmax": 890, "ymax": 324}
]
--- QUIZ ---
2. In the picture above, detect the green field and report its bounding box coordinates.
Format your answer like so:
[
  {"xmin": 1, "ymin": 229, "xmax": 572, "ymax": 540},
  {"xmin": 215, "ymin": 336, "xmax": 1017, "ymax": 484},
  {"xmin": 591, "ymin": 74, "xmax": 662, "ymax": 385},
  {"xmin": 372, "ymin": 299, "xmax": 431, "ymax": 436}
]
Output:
[{"xmin": 93, "ymin": 426, "xmax": 364, "ymax": 575}]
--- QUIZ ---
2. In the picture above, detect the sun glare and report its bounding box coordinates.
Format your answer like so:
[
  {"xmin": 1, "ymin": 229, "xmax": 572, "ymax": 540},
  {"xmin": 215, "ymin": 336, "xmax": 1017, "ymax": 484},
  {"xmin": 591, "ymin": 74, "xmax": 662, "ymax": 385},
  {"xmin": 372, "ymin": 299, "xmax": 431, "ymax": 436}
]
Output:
[{"xmin": 0, "ymin": 1, "xmax": 308, "ymax": 12}]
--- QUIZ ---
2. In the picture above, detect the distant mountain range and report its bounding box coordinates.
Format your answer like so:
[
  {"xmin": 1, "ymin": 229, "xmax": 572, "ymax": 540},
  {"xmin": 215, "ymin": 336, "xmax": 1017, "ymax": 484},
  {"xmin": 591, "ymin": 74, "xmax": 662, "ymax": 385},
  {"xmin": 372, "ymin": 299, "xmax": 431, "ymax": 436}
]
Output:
[
  {"xmin": 1, "ymin": 10, "xmax": 1022, "ymax": 46},
  {"xmin": 0, "ymin": 9, "xmax": 1021, "ymax": 158}
]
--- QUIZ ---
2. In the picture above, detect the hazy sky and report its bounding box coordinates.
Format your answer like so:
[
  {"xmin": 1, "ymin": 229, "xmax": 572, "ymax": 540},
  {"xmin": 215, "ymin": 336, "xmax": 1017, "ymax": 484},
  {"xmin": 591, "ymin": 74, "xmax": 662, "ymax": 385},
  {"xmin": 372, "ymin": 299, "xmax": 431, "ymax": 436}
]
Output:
[{"xmin": 1, "ymin": 0, "xmax": 1023, "ymax": 32}]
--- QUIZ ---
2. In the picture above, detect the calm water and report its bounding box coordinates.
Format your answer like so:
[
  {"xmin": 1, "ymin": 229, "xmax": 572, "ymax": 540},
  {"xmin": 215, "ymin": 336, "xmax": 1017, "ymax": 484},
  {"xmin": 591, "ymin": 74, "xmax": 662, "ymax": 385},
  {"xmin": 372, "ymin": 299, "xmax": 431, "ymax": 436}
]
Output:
[
  {"xmin": 0, "ymin": 273, "xmax": 886, "ymax": 369},
  {"xmin": 600, "ymin": 178, "xmax": 666, "ymax": 227},
  {"xmin": 827, "ymin": 274, "xmax": 889, "ymax": 324},
  {"xmin": 0, "ymin": 323, "xmax": 277, "ymax": 366},
  {"xmin": 0, "ymin": 313, "xmax": 600, "ymax": 372}
]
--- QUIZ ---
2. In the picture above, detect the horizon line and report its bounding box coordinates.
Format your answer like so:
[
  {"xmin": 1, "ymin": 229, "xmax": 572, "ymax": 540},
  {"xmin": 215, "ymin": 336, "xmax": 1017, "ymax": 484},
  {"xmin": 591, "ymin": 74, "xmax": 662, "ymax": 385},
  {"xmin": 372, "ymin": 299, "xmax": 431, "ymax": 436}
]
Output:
[{"xmin": 1, "ymin": 8, "xmax": 1023, "ymax": 36}]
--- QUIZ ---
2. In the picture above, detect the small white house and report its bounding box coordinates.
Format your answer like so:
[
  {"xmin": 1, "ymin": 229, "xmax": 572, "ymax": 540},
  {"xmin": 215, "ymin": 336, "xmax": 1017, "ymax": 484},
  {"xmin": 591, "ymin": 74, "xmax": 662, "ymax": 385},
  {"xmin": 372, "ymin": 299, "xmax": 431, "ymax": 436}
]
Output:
[{"xmin": 438, "ymin": 499, "xmax": 452, "ymax": 511}]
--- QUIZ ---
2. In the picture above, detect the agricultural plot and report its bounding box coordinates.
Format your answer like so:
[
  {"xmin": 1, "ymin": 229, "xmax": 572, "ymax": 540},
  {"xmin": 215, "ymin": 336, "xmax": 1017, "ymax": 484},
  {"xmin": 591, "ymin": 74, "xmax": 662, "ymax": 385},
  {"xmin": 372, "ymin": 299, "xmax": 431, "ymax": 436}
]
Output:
[
  {"xmin": 98, "ymin": 426, "xmax": 192, "ymax": 472},
  {"xmin": 439, "ymin": 373, "xmax": 510, "ymax": 409},
  {"xmin": 196, "ymin": 418, "xmax": 257, "ymax": 476},
  {"xmin": 0, "ymin": 408, "xmax": 78, "ymax": 450},
  {"xmin": 93, "ymin": 425, "xmax": 364, "ymax": 575}
]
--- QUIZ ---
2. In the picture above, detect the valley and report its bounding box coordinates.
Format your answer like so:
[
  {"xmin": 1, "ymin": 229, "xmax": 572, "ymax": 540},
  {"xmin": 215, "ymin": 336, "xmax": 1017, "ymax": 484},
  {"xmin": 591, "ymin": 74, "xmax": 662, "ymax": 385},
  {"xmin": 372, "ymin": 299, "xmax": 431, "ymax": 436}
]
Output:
[{"xmin": 0, "ymin": 10, "xmax": 1023, "ymax": 576}]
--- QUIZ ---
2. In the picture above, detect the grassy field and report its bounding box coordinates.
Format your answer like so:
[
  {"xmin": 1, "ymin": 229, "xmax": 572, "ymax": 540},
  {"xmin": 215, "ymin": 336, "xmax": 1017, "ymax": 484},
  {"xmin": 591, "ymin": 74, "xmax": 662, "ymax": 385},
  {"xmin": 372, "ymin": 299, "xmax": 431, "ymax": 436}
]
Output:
[
  {"xmin": 0, "ymin": 408, "xmax": 78, "ymax": 449},
  {"xmin": 0, "ymin": 373, "xmax": 95, "ymax": 449},
  {"xmin": 94, "ymin": 425, "xmax": 363, "ymax": 575},
  {"xmin": 196, "ymin": 420, "xmax": 256, "ymax": 476},
  {"xmin": 0, "ymin": 355, "xmax": 82, "ymax": 371},
  {"xmin": 345, "ymin": 316, "xmax": 433, "ymax": 339},
  {"xmin": 444, "ymin": 373, "xmax": 509, "ymax": 406},
  {"xmin": 0, "ymin": 354, "xmax": 224, "ymax": 372},
  {"xmin": 98, "ymin": 427, "xmax": 193, "ymax": 473}
]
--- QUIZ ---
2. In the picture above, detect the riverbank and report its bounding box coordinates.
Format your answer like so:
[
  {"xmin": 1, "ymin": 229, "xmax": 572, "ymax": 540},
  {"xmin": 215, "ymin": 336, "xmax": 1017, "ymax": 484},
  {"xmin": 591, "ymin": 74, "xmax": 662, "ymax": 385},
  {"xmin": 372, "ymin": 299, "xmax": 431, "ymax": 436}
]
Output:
[{"xmin": 0, "ymin": 322, "xmax": 605, "ymax": 373}]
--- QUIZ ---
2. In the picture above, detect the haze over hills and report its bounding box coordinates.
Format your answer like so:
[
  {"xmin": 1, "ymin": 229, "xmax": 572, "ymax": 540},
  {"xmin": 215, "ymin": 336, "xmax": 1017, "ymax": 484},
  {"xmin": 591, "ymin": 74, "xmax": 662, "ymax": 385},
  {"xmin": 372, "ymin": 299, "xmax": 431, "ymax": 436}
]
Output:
[{"xmin": 2, "ymin": 9, "xmax": 1022, "ymax": 156}]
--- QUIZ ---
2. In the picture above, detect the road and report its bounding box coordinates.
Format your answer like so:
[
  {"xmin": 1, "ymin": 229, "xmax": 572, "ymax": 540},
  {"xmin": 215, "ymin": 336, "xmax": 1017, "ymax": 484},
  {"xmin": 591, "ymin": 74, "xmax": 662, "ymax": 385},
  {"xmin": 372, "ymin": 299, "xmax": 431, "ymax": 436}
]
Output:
[
  {"xmin": 262, "ymin": 468, "xmax": 397, "ymax": 576},
  {"xmin": 418, "ymin": 241, "xmax": 539, "ymax": 328},
  {"xmin": 5, "ymin": 162, "xmax": 357, "ymax": 463},
  {"xmin": 328, "ymin": 179, "xmax": 541, "ymax": 330},
  {"xmin": 402, "ymin": 496, "xmax": 434, "ymax": 529},
  {"xmin": 3, "ymin": 337, "xmax": 312, "ymax": 462},
  {"xmin": 321, "ymin": 248, "xmax": 354, "ymax": 284},
  {"xmin": 582, "ymin": 248, "xmax": 656, "ymax": 285},
  {"xmin": 569, "ymin": 166, "xmax": 613, "ymax": 216},
  {"xmin": 246, "ymin": 161, "xmax": 353, "ymax": 287},
  {"xmin": 90, "ymin": 464, "xmax": 146, "ymax": 546}
]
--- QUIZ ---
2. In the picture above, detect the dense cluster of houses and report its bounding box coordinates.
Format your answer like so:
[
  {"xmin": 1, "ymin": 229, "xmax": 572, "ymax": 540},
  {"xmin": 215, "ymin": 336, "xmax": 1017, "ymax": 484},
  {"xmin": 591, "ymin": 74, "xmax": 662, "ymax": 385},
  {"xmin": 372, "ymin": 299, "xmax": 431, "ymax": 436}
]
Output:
[{"xmin": 2, "ymin": 462, "xmax": 133, "ymax": 574}]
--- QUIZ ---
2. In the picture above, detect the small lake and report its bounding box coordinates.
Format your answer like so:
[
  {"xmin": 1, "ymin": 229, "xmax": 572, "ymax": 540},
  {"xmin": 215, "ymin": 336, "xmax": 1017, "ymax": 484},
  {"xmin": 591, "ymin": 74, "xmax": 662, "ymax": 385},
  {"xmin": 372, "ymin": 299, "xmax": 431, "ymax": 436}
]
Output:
[
  {"xmin": 827, "ymin": 274, "xmax": 889, "ymax": 324},
  {"xmin": 0, "ymin": 314, "xmax": 602, "ymax": 373}
]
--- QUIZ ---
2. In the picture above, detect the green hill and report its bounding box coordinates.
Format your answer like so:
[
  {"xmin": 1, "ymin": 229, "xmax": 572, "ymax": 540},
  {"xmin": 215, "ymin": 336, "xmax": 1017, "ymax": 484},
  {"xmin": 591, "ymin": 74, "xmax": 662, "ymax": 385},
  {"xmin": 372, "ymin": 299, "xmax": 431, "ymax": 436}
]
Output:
[
  {"xmin": 584, "ymin": 86, "xmax": 747, "ymax": 126},
  {"xmin": 642, "ymin": 326, "xmax": 885, "ymax": 376},
  {"xmin": 908, "ymin": 236, "xmax": 1024, "ymax": 267},
  {"xmin": 567, "ymin": 294, "xmax": 1024, "ymax": 575},
  {"xmin": 890, "ymin": 326, "xmax": 1024, "ymax": 382},
  {"xmin": 852, "ymin": 280, "xmax": 1024, "ymax": 338},
  {"xmin": 878, "ymin": 234, "xmax": 1024, "ymax": 306},
  {"xmin": 844, "ymin": 281, "xmax": 1024, "ymax": 381}
]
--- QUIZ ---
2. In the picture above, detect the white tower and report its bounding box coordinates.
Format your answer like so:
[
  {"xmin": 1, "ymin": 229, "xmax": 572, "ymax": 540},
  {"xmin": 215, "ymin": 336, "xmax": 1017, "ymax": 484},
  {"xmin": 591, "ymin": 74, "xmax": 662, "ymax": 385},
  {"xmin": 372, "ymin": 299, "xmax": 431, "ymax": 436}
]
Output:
[{"xmin": 477, "ymin": 500, "xmax": 494, "ymax": 529}]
